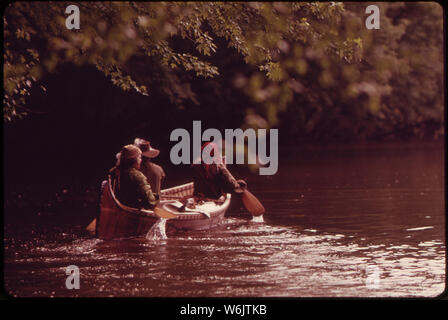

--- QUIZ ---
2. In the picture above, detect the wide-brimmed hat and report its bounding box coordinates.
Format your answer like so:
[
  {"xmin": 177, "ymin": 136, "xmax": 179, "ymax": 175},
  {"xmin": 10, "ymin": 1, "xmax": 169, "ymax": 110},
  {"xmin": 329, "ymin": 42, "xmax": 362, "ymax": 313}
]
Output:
[
  {"xmin": 134, "ymin": 138, "xmax": 160, "ymax": 158},
  {"xmin": 115, "ymin": 144, "xmax": 142, "ymax": 165}
]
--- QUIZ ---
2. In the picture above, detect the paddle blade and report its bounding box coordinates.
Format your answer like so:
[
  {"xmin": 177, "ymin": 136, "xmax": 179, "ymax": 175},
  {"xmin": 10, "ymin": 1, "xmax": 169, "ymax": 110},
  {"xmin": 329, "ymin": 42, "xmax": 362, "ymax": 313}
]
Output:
[
  {"xmin": 154, "ymin": 206, "xmax": 178, "ymax": 219},
  {"xmin": 86, "ymin": 218, "xmax": 96, "ymax": 233},
  {"xmin": 242, "ymin": 190, "xmax": 265, "ymax": 216}
]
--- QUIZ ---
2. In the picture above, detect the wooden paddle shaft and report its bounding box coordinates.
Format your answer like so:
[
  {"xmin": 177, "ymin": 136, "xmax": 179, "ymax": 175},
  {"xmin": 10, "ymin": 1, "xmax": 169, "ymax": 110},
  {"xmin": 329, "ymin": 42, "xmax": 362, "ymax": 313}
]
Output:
[{"xmin": 242, "ymin": 189, "xmax": 265, "ymax": 216}]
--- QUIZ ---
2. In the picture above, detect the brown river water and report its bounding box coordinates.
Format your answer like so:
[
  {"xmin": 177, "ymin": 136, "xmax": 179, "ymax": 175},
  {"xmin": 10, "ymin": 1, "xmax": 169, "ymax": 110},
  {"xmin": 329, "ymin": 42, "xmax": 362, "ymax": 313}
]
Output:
[{"xmin": 3, "ymin": 143, "xmax": 446, "ymax": 298}]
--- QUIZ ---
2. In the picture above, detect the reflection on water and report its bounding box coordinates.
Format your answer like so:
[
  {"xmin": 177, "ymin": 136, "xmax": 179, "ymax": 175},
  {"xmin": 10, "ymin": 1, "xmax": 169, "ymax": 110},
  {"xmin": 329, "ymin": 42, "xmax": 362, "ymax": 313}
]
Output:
[{"xmin": 4, "ymin": 144, "xmax": 446, "ymax": 297}]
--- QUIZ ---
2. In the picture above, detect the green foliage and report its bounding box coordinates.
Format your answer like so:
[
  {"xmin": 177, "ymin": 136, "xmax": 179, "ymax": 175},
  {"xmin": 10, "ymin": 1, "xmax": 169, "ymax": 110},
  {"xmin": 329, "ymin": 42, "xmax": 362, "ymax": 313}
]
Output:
[
  {"xmin": 272, "ymin": 2, "xmax": 444, "ymax": 141},
  {"xmin": 4, "ymin": 2, "xmax": 444, "ymax": 141},
  {"xmin": 343, "ymin": 2, "xmax": 444, "ymax": 140}
]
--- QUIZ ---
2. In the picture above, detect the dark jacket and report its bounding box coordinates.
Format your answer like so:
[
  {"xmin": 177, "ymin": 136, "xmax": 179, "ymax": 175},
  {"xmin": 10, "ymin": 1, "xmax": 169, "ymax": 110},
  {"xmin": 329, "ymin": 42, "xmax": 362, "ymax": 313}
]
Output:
[
  {"xmin": 192, "ymin": 162, "xmax": 240, "ymax": 199},
  {"xmin": 139, "ymin": 159, "xmax": 165, "ymax": 195},
  {"xmin": 116, "ymin": 167, "xmax": 158, "ymax": 209}
]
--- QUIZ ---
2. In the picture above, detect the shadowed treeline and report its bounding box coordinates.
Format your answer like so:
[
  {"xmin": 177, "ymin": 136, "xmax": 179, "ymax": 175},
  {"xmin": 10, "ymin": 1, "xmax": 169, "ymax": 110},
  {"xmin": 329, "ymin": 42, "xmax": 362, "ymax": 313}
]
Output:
[{"xmin": 4, "ymin": 2, "xmax": 444, "ymax": 139}]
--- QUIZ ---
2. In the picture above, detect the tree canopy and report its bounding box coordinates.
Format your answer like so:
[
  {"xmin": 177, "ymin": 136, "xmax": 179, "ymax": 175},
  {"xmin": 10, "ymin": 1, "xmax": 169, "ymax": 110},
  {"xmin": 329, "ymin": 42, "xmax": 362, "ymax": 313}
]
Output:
[{"xmin": 4, "ymin": 2, "xmax": 444, "ymax": 141}]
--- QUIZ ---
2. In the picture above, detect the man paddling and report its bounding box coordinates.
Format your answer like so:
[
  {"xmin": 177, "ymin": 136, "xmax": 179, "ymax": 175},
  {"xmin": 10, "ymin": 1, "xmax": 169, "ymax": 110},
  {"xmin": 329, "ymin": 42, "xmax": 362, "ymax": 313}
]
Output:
[
  {"xmin": 86, "ymin": 144, "xmax": 169, "ymax": 234},
  {"xmin": 114, "ymin": 144, "xmax": 159, "ymax": 209},
  {"xmin": 191, "ymin": 142, "xmax": 247, "ymax": 200},
  {"xmin": 189, "ymin": 142, "xmax": 265, "ymax": 217},
  {"xmin": 134, "ymin": 138, "xmax": 166, "ymax": 195}
]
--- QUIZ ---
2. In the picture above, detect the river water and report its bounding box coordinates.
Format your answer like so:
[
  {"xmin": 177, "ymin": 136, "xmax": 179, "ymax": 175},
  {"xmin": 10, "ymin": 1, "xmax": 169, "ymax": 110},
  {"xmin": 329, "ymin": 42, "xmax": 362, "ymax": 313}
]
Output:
[{"xmin": 4, "ymin": 143, "xmax": 446, "ymax": 298}]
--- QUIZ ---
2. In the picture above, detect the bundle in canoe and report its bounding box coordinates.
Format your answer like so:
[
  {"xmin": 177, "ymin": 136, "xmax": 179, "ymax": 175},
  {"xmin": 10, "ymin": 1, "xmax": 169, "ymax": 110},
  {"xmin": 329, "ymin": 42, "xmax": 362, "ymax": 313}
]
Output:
[{"xmin": 96, "ymin": 176, "xmax": 231, "ymax": 239}]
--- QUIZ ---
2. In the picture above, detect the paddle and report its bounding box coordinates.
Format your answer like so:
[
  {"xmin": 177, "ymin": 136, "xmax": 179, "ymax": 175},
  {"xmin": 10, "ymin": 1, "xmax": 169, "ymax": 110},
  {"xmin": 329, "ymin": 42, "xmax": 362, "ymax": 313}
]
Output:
[
  {"xmin": 154, "ymin": 205, "xmax": 178, "ymax": 219},
  {"xmin": 241, "ymin": 189, "xmax": 265, "ymax": 216},
  {"xmin": 86, "ymin": 218, "xmax": 96, "ymax": 233}
]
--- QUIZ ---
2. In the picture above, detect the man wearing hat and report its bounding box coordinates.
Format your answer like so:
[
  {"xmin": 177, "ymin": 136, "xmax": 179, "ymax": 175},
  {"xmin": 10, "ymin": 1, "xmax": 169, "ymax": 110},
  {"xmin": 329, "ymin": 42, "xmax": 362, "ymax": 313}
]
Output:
[
  {"xmin": 134, "ymin": 138, "xmax": 165, "ymax": 195},
  {"xmin": 191, "ymin": 142, "xmax": 247, "ymax": 200},
  {"xmin": 115, "ymin": 144, "xmax": 159, "ymax": 209}
]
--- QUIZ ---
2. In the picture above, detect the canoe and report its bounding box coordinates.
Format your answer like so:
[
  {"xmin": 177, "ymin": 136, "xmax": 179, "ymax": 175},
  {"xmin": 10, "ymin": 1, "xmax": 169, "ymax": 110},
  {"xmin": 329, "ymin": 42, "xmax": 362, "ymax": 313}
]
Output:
[{"xmin": 96, "ymin": 176, "xmax": 231, "ymax": 239}]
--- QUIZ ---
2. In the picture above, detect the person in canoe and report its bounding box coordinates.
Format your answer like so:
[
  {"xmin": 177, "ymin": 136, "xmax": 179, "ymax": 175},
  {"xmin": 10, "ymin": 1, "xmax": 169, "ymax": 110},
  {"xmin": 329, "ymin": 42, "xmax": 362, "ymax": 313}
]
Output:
[
  {"xmin": 133, "ymin": 138, "xmax": 165, "ymax": 195},
  {"xmin": 112, "ymin": 144, "xmax": 159, "ymax": 209},
  {"xmin": 191, "ymin": 142, "xmax": 247, "ymax": 202}
]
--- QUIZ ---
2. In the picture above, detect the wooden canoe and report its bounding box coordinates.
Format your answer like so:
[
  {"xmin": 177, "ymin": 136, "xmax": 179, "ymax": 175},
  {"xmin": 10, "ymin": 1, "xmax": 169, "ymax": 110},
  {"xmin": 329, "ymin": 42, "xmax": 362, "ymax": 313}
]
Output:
[{"xmin": 96, "ymin": 176, "xmax": 231, "ymax": 239}]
